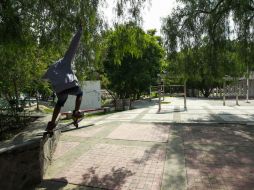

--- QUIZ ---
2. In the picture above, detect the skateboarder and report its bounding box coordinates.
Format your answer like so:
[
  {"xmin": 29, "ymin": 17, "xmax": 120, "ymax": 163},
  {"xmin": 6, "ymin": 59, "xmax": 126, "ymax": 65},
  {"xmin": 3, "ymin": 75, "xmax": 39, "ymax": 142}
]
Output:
[{"xmin": 43, "ymin": 25, "xmax": 83, "ymax": 132}]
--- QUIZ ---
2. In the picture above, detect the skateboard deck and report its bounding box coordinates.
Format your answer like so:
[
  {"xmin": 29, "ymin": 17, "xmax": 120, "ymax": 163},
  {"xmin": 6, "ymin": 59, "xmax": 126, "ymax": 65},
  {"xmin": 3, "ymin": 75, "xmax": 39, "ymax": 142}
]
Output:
[{"xmin": 38, "ymin": 114, "xmax": 85, "ymax": 137}]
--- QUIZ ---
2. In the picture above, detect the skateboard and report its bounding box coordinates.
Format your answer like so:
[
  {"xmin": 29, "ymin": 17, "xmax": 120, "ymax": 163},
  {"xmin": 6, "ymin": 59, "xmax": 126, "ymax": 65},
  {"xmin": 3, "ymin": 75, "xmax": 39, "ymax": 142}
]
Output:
[{"xmin": 39, "ymin": 113, "xmax": 85, "ymax": 137}]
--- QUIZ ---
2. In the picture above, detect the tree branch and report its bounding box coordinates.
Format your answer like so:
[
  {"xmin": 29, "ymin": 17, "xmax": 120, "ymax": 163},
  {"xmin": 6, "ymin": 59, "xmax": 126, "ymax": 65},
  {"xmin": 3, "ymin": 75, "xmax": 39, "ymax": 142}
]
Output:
[
  {"xmin": 195, "ymin": 0, "xmax": 226, "ymax": 15},
  {"xmin": 247, "ymin": 5, "xmax": 254, "ymax": 11}
]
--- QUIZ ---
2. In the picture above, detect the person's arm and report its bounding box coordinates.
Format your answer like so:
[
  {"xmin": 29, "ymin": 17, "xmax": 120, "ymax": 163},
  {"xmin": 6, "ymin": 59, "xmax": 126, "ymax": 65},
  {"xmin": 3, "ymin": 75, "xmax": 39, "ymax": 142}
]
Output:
[{"xmin": 63, "ymin": 26, "xmax": 83, "ymax": 66}]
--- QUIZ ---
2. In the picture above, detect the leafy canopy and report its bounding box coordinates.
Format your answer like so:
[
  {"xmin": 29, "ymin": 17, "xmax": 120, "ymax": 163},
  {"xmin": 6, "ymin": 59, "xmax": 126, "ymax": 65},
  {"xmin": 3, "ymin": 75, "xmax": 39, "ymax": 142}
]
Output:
[{"xmin": 102, "ymin": 23, "xmax": 165, "ymax": 99}]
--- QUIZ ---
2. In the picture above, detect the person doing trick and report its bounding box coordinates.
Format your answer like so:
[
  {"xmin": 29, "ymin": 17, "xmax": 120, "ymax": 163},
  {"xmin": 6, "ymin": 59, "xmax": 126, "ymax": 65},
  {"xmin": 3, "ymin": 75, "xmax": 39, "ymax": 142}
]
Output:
[{"xmin": 43, "ymin": 25, "xmax": 83, "ymax": 132}]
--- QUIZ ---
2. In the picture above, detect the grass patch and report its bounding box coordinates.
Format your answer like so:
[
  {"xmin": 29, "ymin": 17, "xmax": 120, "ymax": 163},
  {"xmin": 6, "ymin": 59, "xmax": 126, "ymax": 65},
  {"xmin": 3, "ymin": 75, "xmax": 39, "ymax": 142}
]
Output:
[
  {"xmin": 0, "ymin": 116, "xmax": 38, "ymax": 141},
  {"xmin": 0, "ymin": 127, "xmax": 25, "ymax": 141},
  {"xmin": 43, "ymin": 108, "xmax": 53, "ymax": 114},
  {"xmin": 59, "ymin": 119, "xmax": 72, "ymax": 123},
  {"xmin": 85, "ymin": 110, "xmax": 116, "ymax": 118},
  {"xmin": 161, "ymin": 101, "xmax": 171, "ymax": 104}
]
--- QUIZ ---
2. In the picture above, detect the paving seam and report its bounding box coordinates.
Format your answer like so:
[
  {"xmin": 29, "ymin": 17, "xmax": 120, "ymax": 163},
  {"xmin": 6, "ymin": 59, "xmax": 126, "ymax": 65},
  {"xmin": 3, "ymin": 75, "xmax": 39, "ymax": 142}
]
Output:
[
  {"xmin": 173, "ymin": 105, "xmax": 181, "ymax": 122},
  {"xmin": 179, "ymin": 126, "xmax": 189, "ymax": 190},
  {"xmin": 202, "ymin": 105, "xmax": 226, "ymax": 122},
  {"xmin": 87, "ymin": 113, "xmax": 117, "ymax": 124},
  {"xmin": 103, "ymin": 138, "xmax": 168, "ymax": 144},
  {"xmin": 233, "ymin": 106, "xmax": 254, "ymax": 115},
  {"xmin": 160, "ymin": 146, "xmax": 168, "ymax": 190},
  {"xmin": 182, "ymin": 139, "xmax": 188, "ymax": 190},
  {"xmin": 53, "ymin": 180, "xmax": 108, "ymax": 190},
  {"xmin": 161, "ymin": 127, "xmax": 187, "ymax": 190},
  {"xmin": 131, "ymin": 108, "xmax": 151, "ymax": 121}
]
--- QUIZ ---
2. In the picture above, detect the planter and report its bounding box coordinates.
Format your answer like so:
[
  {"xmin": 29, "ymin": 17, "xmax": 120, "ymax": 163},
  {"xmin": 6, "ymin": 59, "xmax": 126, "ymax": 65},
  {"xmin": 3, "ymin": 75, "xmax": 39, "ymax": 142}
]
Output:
[
  {"xmin": 115, "ymin": 99, "xmax": 124, "ymax": 111},
  {"xmin": 123, "ymin": 98, "xmax": 130, "ymax": 110},
  {"xmin": 115, "ymin": 98, "xmax": 131, "ymax": 111}
]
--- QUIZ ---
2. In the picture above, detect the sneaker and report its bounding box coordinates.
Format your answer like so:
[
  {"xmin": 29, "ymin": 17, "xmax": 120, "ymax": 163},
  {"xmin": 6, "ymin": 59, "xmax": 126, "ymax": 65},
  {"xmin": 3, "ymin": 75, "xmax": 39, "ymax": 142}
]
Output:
[
  {"xmin": 72, "ymin": 110, "xmax": 83, "ymax": 119},
  {"xmin": 46, "ymin": 121, "xmax": 56, "ymax": 132}
]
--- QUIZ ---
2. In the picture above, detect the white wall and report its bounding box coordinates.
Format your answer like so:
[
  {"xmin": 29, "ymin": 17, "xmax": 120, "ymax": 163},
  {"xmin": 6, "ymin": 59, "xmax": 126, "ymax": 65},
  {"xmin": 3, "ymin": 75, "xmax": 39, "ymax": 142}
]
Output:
[{"xmin": 61, "ymin": 81, "xmax": 101, "ymax": 112}]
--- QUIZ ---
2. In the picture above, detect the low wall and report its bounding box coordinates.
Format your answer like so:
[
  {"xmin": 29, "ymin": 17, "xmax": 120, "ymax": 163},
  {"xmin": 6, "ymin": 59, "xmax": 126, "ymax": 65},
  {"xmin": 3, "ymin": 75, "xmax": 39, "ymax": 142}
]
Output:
[
  {"xmin": 0, "ymin": 118, "xmax": 61, "ymax": 190},
  {"xmin": 62, "ymin": 80, "xmax": 101, "ymax": 112}
]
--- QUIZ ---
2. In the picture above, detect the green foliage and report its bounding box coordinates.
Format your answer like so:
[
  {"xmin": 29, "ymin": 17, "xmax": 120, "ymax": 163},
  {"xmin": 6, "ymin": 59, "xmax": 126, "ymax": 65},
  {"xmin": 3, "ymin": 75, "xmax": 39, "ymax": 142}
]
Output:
[
  {"xmin": 162, "ymin": 0, "xmax": 254, "ymax": 97},
  {"xmin": 0, "ymin": 0, "xmax": 151, "ymax": 112},
  {"xmin": 102, "ymin": 23, "xmax": 165, "ymax": 99},
  {"xmin": 113, "ymin": 0, "xmax": 150, "ymax": 22},
  {"xmin": 0, "ymin": 0, "xmax": 103, "ymax": 111}
]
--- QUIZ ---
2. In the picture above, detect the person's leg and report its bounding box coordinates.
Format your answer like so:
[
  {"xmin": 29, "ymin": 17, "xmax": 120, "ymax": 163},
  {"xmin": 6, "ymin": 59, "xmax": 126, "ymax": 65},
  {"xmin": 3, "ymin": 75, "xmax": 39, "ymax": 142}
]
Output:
[
  {"xmin": 71, "ymin": 87, "xmax": 83, "ymax": 117},
  {"xmin": 74, "ymin": 94, "xmax": 82, "ymax": 111},
  {"xmin": 51, "ymin": 104, "xmax": 61, "ymax": 123},
  {"xmin": 46, "ymin": 93, "xmax": 68, "ymax": 131}
]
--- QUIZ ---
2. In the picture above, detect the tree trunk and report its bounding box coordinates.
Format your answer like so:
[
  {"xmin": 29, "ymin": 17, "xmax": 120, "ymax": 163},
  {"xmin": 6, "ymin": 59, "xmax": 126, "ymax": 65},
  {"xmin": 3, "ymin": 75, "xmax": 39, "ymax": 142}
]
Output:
[
  {"xmin": 201, "ymin": 88, "xmax": 211, "ymax": 98},
  {"xmin": 36, "ymin": 91, "xmax": 39, "ymax": 111},
  {"xmin": 13, "ymin": 79, "xmax": 19, "ymax": 114}
]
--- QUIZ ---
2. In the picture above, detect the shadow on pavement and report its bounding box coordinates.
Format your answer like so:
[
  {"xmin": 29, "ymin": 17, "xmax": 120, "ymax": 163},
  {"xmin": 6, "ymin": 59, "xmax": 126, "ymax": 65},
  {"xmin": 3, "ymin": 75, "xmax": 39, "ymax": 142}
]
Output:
[
  {"xmin": 61, "ymin": 124, "xmax": 94, "ymax": 133},
  {"xmin": 188, "ymin": 110, "xmax": 254, "ymax": 123},
  {"xmin": 129, "ymin": 123, "xmax": 186, "ymax": 190},
  {"xmin": 37, "ymin": 177, "xmax": 68, "ymax": 190},
  {"xmin": 131, "ymin": 99, "xmax": 158, "ymax": 109},
  {"xmin": 126, "ymin": 121, "xmax": 254, "ymax": 189},
  {"xmin": 132, "ymin": 143, "xmax": 165, "ymax": 165},
  {"xmin": 180, "ymin": 123, "xmax": 254, "ymax": 189},
  {"xmin": 81, "ymin": 166, "xmax": 134, "ymax": 189}
]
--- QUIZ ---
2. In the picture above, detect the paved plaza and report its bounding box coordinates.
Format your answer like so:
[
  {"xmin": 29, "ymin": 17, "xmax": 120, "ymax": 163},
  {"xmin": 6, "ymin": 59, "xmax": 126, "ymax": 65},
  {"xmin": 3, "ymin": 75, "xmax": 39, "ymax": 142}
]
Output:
[{"xmin": 36, "ymin": 98, "xmax": 254, "ymax": 190}]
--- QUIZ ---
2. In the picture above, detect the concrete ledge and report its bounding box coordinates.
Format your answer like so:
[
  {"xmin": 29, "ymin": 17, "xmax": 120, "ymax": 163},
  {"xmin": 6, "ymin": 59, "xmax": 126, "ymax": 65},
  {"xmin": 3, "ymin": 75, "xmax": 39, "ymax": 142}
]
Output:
[
  {"xmin": 0, "ymin": 138, "xmax": 41, "ymax": 190},
  {"xmin": 0, "ymin": 115, "xmax": 61, "ymax": 190},
  {"xmin": 40, "ymin": 130, "xmax": 61, "ymax": 176}
]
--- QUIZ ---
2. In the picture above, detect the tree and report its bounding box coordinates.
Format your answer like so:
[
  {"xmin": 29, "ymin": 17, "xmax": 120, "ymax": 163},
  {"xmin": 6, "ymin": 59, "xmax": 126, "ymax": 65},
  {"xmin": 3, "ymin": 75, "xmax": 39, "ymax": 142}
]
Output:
[
  {"xmin": 162, "ymin": 0, "xmax": 254, "ymax": 97},
  {"xmin": 102, "ymin": 23, "xmax": 164, "ymax": 100},
  {"xmin": 0, "ymin": 0, "xmax": 153, "ymax": 114},
  {"xmin": 0, "ymin": 0, "xmax": 103, "ymax": 111}
]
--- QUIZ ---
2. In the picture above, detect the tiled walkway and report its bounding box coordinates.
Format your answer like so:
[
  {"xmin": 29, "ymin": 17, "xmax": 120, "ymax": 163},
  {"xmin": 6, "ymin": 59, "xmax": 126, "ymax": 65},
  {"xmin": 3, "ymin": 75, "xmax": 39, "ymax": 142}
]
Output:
[
  {"xmin": 106, "ymin": 123, "xmax": 169, "ymax": 142},
  {"xmin": 36, "ymin": 98, "xmax": 254, "ymax": 190},
  {"xmin": 52, "ymin": 144, "xmax": 165, "ymax": 190},
  {"xmin": 182, "ymin": 125, "xmax": 254, "ymax": 190}
]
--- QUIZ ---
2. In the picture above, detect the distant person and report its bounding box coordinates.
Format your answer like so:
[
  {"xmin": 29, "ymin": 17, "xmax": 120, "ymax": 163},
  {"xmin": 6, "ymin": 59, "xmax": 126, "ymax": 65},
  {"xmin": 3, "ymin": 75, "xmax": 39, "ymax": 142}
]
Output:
[{"xmin": 42, "ymin": 25, "xmax": 83, "ymax": 132}]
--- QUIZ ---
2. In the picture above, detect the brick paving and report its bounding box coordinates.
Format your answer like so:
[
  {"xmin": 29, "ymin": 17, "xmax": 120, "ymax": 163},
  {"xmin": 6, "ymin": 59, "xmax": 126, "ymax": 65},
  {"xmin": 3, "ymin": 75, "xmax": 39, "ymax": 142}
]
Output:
[
  {"xmin": 141, "ymin": 114, "xmax": 174, "ymax": 121},
  {"xmin": 37, "ymin": 98, "xmax": 254, "ymax": 190},
  {"xmin": 51, "ymin": 143, "xmax": 166, "ymax": 190},
  {"xmin": 65, "ymin": 125, "xmax": 104, "ymax": 138},
  {"xmin": 182, "ymin": 125, "xmax": 254, "ymax": 146},
  {"xmin": 53, "ymin": 141, "xmax": 80, "ymax": 160},
  {"xmin": 106, "ymin": 114, "xmax": 138, "ymax": 120},
  {"xmin": 106, "ymin": 123, "xmax": 170, "ymax": 142},
  {"xmin": 182, "ymin": 125, "xmax": 254, "ymax": 190}
]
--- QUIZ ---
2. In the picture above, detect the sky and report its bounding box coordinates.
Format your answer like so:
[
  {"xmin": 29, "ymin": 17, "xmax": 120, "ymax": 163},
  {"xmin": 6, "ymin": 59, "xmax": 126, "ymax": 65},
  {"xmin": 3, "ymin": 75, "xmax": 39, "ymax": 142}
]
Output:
[{"xmin": 101, "ymin": 0, "xmax": 179, "ymax": 35}]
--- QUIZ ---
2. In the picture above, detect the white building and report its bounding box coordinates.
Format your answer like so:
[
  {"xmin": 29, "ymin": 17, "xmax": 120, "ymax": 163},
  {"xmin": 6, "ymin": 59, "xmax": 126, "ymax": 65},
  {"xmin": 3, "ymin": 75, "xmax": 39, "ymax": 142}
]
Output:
[{"xmin": 61, "ymin": 81, "xmax": 101, "ymax": 112}]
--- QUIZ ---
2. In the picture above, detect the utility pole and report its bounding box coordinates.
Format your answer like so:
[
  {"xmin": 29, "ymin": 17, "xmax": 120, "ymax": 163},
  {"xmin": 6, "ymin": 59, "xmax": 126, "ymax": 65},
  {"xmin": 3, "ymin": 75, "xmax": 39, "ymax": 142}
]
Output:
[
  {"xmin": 246, "ymin": 65, "xmax": 250, "ymax": 103},
  {"xmin": 223, "ymin": 79, "xmax": 226, "ymax": 106},
  {"xmin": 236, "ymin": 78, "xmax": 239, "ymax": 106},
  {"xmin": 184, "ymin": 80, "xmax": 187, "ymax": 110}
]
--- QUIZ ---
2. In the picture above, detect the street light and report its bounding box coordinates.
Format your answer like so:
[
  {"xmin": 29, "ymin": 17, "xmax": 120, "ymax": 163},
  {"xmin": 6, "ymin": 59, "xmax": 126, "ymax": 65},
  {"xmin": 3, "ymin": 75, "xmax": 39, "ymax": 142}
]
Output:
[{"xmin": 157, "ymin": 74, "xmax": 162, "ymax": 112}]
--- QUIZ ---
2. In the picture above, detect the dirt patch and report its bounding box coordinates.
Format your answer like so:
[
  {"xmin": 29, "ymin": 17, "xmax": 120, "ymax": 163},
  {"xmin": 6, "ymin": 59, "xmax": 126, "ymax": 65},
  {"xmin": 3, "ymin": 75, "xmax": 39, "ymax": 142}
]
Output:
[{"xmin": 0, "ymin": 116, "xmax": 39, "ymax": 141}]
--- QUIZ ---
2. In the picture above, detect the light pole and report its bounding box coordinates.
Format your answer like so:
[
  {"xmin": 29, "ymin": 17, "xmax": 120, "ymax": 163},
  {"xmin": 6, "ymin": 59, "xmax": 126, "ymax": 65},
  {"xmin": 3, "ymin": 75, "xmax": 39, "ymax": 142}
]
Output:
[
  {"xmin": 184, "ymin": 79, "xmax": 187, "ymax": 110},
  {"xmin": 157, "ymin": 74, "xmax": 161, "ymax": 112},
  {"xmin": 246, "ymin": 65, "xmax": 250, "ymax": 103}
]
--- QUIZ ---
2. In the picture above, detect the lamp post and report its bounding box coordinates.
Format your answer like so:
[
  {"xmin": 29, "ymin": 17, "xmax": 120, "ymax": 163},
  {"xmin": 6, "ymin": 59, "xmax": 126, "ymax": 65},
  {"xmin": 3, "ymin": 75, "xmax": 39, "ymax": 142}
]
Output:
[
  {"xmin": 246, "ymin": 65, "xmax": 250, "ymax": 103},
  {"xmin": 157, "ymin": 74, "xmax": 161, "ymax": 112},
  {"xmin": 184, "ymin": 79, "xmax": 187, "ymax": 110},
  {"xmin": 222, "ymin": 75, "xmax": 231, "ymax": 106}
]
